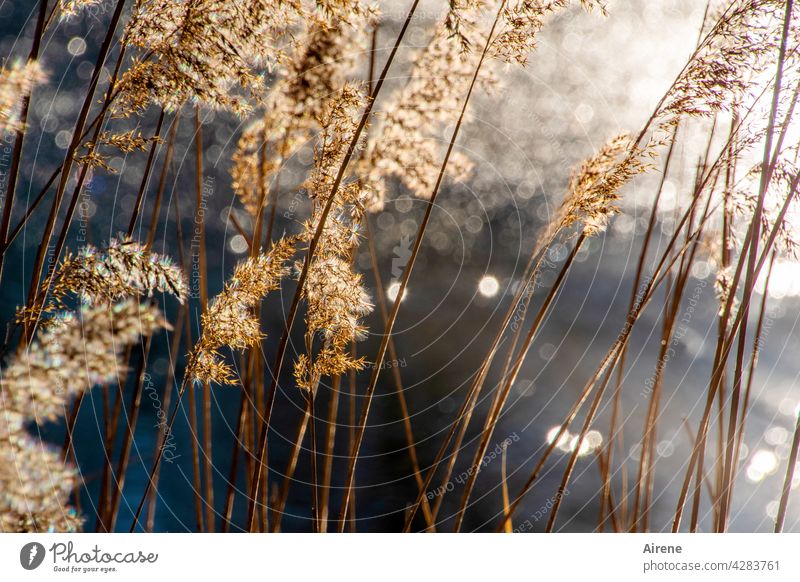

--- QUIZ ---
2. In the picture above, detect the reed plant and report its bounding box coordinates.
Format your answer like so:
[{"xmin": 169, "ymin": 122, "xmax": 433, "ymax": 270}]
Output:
[{"xmin": 2, "ymin": 0, "xmax": 800, "ymax": 534}]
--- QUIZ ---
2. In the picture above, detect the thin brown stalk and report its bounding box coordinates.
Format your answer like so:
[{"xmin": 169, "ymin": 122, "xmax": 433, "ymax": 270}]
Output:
[
  {"xmin": 630, "ymin": 144, "xmax": 716, "ymax": 531},
  {"xmin": 127, "ymin": 110, "xmax": 166, "ymax": 236},
  {"xmin": 638, "ymin": 194, "xmax": 711, "ymax": 532},
  {"xmin": 319, "ymin": 375, "xmax": 342, "ymax": 532},
  {"xmin": 403, "ymin": 230, "xmax": 553, "ymax": 531},
  {"xmin": 453, "ymin": 234, "xmax": 586, "ymax": 531},
  {"xmin": 129, "ymin": 187, "xmax": 204, "ymax": 533},
  {"xmin": 193, "ymin": 106, "xmax": 215, "ymax": 532},
  {"xmin": 601, "ymin": 127, "xmax": 680, "ymax": 531},
  {"xmin": 427, "ymin": 229, "xmax": 540, "ymax": 527},
  {"xmin": 220, "ymin": 366, "xmax": 251, "ymax": 533},
  {"xmin": 22, "ymin": 0, "xmax": 128, "ymax": 344},
  {"xmin": 547, "ymin": 201, "xmax": 710, "ymax": 533},
  {"xmin": 145, "ymin": 112, "xmax": 181, "ymax": 249},
  {"xmin": 107, "ymin": 337, "xmax": 153, "ymax": 532},
  {"xmin": 145, "ymin": 304, "xmax": 187, "ymax": 531},
  {"xmin": 498, "ymin": 188, "xmax": 714, "ymax": 533},
  {"xmin": 732, "ymin": 253, "xmax": 776, "ymax": 481},
  {"xmin": 364, "ymin": 215, "xmax": 434, "ymax": 528},
  {"xmin": 339, "ymin": 0, "xmax": 507, "ymax": 531},
  {"xmin": 307, "ymin": 385, "xmax": 320, "ymax": 532},
  {"xmin": 673, "ymin": 172, "xmax": 800, "ymax": 532},
  {"xmin": 717, "ymin": 0, "xmax": 794, "ymax": 532},
  {"xmin": 270, "ymin": 407, "xmax": 311, "ymax": 532},
  {"xmin": 501, "ymin": 443, "xmax": 512, "ymax": 533},
  {"xmin": 176, "ymin": 183, "xmax": 206, "ymax": 533},
  {"xmin": 245, "ymin": 0, "xmax": 423, "ymax": 531},
  {"xmin": 0, "ymin": 105, "xmax": 115, "ymax": 257},
  {"xmin": 775, "ymin": 391, "xmax": 800, "ymax": 532},
  {"xmin": 347, "ymin": 341, "xmax": 358, "ymax": 532},
  {"xmin": 95, "ymin": 383, "xmax": 122, "ymax": 531},
  {"xmin": 545, "ymin": 349, "xmax": 620, "ymax": 532},
  {"xmin": 0, "ymin": 0, "xmax": 49, "ymax": 282}
]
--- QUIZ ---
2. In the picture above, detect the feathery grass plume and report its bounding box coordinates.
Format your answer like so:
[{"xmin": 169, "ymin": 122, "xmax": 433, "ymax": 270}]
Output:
[
  {"xmin": 657, "ymin": 0, "xmax": 788, "ymax": 129},
  {"xmin": 715, "ymin": 264, "xmax": 737, "ymax": 317},
  {"xmin": 0, "ymin": 60, "xmax": 45, "ymax": 134},
  {"xmin": 445, "ymin": 1, "xmax": 606, "ymax": 63},
  {"xmin": 547, "ymin": 132, "xmax": 649, "ymax": 240},
  {"xmin": 538, "ymin": 1, "xmax": 785, "ymax": 248},
  {"xmin": 293, "ymin": 85, "xmax": 373, "ymax": 392},
  {"xmin": 5, "ymin": 300, "xmax": 167, "ymax": 423},
  {"xmin": 359, "ymin": 1, "xmax": 606, "ymax": 211},
  {"xmin": 0, "ymin": 300, "xmax": 166, "ymax": 532},
  {"xmin": 74, "ymin": 130, "xmax": 155, "ymax": 173},
  {"xmin": 188, "ymin": 236, "xmax": 296, "ymax": 385},
  {"xmin": 46, "ymin": 236, "xmax": 188, "ymax": 308},
  {"xmin": 230, "ymin": 106, "xmax": 295, "ymax": 217},
  {"xmin": 489, "ymin": 0, "xmax": 606, "ymax": 66},
  {"xmin": 94, "ymin": 129, "xmax": 153, "ymax": 153},
  {"xmin": 0, "ymin": 434, "xmax": 81, "ymax": 533},
  {"xmin": 445, "ymin": 0, "xmax": 485, "ymax": 53},
  {"xmin": 316, "ymin": 0, "xmax": 373, "ymax": 20},
  {"xmin": 231, "ymin": 7, "xmax": 375, "ymax": 216},
  {"xmin": 114, "ymin": 0, "xmax": 309, "ymax": 116},
  {"xmin": 358, "ymin": 20, "xmax": 484, "ymax": 210},
  {"xmin": 729, "ymin": 159, "xmax": 800, "ymax": 258}
]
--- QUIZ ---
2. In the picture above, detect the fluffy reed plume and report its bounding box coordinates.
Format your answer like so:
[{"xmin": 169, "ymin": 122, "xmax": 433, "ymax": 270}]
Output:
[
  {"xmin": 0, "ymin": 60, "xmax": 45, "ymax": 134},
  {"xmin": 46, "ymin": 236, "xmax": 188, "ymax": 308},
  {"xmin": 75, "ymin": 130, "xmax": 155, "ymax": 172},
  {"xmin": 541, "ymin": 0, "xmax": 788, "ymax": 248},
  {"xmin": 5, "ymin": 301, "xmax": 167, "ymax": 424},
  {"xmin": 358, "ymin": 23, "xmax": 482, "ymax": 210},
  {"xmin": 317, "ymin": 0, "xmax": 372, "ymax": 19},
  {"xmin": 548, "ymin": 132, "xmax": 649, "ymax": 239},
  {"xmin": 95, "ymin": 130, "xmax": 152, "ymax": 153},
  {"xmin": 443, "ymin": 0, "xmax": 482, "ymax": 53},
  {"xmin": 490, "ymin": 1, "xmax": 606, "ymax": 66},
  {"xmin": 658, "ymin": 0, "xmax": 788, "ymax": 128},
  {"xmin": 293, "ymin": 85, "xmax": 373, "ymax": 391},
  {"xmin": 231, "ymin": 8, "xmax": 375, "ymax": 215},
  {"xmin": 715, "ymin": 265, "xmax": 737, "ymax": 316},
  {"xmin": 188, "ymin": 237, "xmax": 296, "ymax": 385},
  {"xmin": 0, "ymin": 433, "xmax": 81, "ymax": 533},
  {"xmin": 114, "ymin": 0, "xmax": 309, "ymax": 116},
  {"xmin": 0, "ymin": 300, "xmax": 167, "ymax": 532},
  {"xmin": 445, "ymin": 1, "xmax": 606, "ymax": 62},
  {"xmin": 360, "ymin": 0, "xmax": 607, "ymax": 211},
  {"xmin": 730, "ymin": 160, "xmax": 800, "ymax": 257}
]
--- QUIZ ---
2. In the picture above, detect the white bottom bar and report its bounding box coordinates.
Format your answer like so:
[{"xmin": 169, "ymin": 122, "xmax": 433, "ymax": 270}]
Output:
[{"xmin": 1, "ymin": 533, "xmax": 798, "ymax": 581}]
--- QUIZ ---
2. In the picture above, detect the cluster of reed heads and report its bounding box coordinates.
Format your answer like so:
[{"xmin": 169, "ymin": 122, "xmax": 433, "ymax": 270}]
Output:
[{"xmin": 1, "ymin": 0, "xmax": 800, "ymax": 533}]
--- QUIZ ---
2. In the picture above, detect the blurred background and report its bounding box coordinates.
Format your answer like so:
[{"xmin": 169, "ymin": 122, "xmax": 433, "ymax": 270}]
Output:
[{"xmin": 2, "ymin": 0, "xmax": 800, "ymax": 532}]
